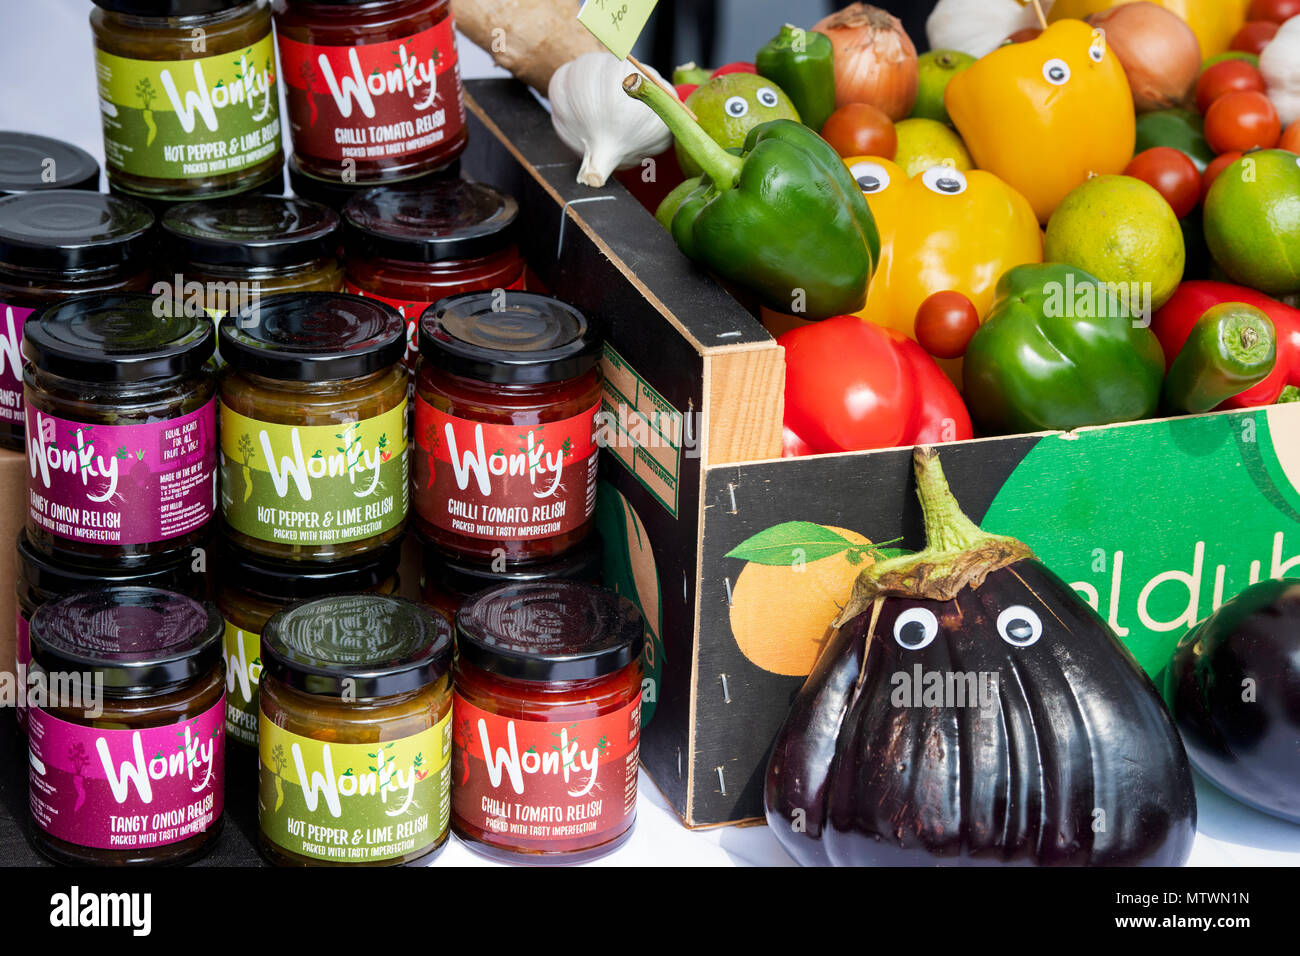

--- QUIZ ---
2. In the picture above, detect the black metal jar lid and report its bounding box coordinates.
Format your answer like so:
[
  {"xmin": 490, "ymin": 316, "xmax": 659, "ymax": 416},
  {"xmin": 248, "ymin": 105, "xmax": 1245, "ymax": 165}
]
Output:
[
  {"xmin": 0, "ymin": 190, "xmax": 152, "ymax": 273},
  {"xmin": 29, "ymin": 587, "xmax": 223, "ymax": 696},
  {"xmin": 17, "ymin": 530, "xmax": 207, "ymax": 599},
  {"xmin": 419, "ymin": 291, "xmax": 601, "ymax": 385},
  {"xmin": 218, "ymin": 538, "xmax": 401, "ymax": 601},
  {"xmin": 24, "ymin": 292, "xmax": 215, "ymax": 384},
  {"xmin": 220, "ymin": 291, "xmax": 405, "ymax": 381},
  {"xmin": 161, "ymin": 196, "xmax": 339, "ymax": 269},
  {"xmin": 0, "ymin": 132, "xmax": 99, "ymax": 197},
  {"xmin": 456, "ymin": 581, "xmax": 644, "ymax": 683},
  {"xmin": 422, "ymin": 532, "xmax": 602, "ymax": 598},
  {"xmin": 91, "ymin": 0, "xmax": 247, "ymax": 17},
  {"xmin": 261, "ymin": 594, "xmax": 452, "ymax": 699},
  {"xmin": 343, "ymin": 180, "xmax": 518, "ymax": 264}
]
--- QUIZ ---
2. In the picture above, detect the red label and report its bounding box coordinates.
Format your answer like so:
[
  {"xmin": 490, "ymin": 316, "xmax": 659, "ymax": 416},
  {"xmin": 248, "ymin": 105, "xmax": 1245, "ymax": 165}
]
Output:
[
  {"xmin": 451, "ymin": 694, "xmax": 640, "ymax": 848},
  {"xmin": 277, "ymin": 19, "xmax": 465, "ymax": 165},
  {"xmin": 413, "ymin": 399, "xmax": 599, "ymax": 541}
]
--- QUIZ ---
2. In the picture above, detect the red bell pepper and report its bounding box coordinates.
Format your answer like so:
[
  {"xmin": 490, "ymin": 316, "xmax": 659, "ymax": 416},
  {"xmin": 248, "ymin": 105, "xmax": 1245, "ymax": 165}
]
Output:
[
  {"xmin": 1152, "ymin": 281, "xmax": 1300, "ymax": 408},
  {"xmin": 779, "ymin": 315, "xmax": 972, "ymax": 456}
]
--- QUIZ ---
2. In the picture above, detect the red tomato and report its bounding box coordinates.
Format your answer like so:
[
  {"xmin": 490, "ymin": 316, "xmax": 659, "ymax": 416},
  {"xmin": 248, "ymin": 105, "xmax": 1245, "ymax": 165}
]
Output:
[
  {"xmin": 820, "ymin": 103, "xmax": 897, "ymax": 159},
  {"xmin": 1282, "ymin": 120, "xmax": 1300, "ymax": 154},
  {"xmin": 1005, "ymin": 27, "xmax": 1043, "ymax": 44},
  {"xmin": 1205, "ymin": 90, "xmax": 1282, "ymax": 152},
  {"xmin": 711, "ymin": 62, "xmax": 756, "ymax": 77},
  {"xmin": 1201, "ymin": 151, "xmax": 1245, "ymax": 201},
  {"xmin": 915, "ymin": 292, "xmax": 980, "ymax": 360},
  {"xmin": 1195, "ymin": 60, "xmax": 1266, "ymax": 114},
  {"xmin": 1124, "ymin": 147, "xmax": 1202, "ymax": 219},
  {"xmin": 1231, "ymin": 20, "xmax": 1280, "ymax": 54},
  {"xmin": 1247, "ymin": 0, "xmax": 1300, "ymax": 23}
]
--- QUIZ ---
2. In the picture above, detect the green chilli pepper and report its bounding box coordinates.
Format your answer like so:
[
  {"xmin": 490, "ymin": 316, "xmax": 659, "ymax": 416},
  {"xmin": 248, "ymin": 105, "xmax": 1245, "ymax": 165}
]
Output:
[{"xmin": 1162, "ymin": 303, "xmax": 1277, "ymax": 415}]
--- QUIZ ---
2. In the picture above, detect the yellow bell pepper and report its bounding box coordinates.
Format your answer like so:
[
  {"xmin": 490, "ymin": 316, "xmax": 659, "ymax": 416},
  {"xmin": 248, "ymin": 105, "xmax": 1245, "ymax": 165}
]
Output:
[
  {"xmin": 945, "ymin": 19, "xmax": 1135, "ymax": 224},
  {"xmin": 844, "ymin": 155, "xmax": 1042, "ymax": 353},
  {"xmin": 1048, "ymin": 0, "xmax": 1250, "ymax": 58}
]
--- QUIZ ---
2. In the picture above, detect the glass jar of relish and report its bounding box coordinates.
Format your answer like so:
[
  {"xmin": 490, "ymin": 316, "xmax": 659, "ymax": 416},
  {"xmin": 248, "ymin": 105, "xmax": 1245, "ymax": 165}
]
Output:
[
  {"xmin": 27, "ymin": 587, "xmax": 226, "ymax": 866},
  {"xmin": 452, "ymin": 582, "xmax": 644, "ymax": 864},
  {"xmin": 413, "ymin": 291, "xmax": 602, "ymax": 566},
  {"xmin": 273, "ymin": 0, "xmax": 466, "ymax": 187},
  {"xmin": 258, "ymin": 594, "xmax": 453, "ymax": 866},
  {"xmin": 0, "ymin": 132, "xmax": 100, "ymax": 197},
  {"xmin": 0, "ymin": 190, "xmax": 153, "ymax": 450},
  {"xmin": 343, "ymin": 181, "xmax": 524, "ymax": 368},
  {"xmin": 218, "ymin": 292, "xmax": 408, "ymax": 563},
  {"xmin": 89, "ymin": 0, "xmax": 284, "ymax": 203},
  {"xmin": 24, "ymin": 293, "xmax": 218, "ymax": 565}
]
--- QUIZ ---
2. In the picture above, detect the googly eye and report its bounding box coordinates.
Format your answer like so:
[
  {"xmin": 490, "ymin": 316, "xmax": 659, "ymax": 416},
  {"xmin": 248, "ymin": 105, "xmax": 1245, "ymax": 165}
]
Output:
[
  {"xmin": 848, "ymin": 161, "xmax": 891, "ymax": 194},
  {"xmin": 997, "ymin": 606, "xmax": 1043, "ymax": 647},
  {"xmin": 921, "ymin": 165, "xmax": 967, "ymax": 195},
  {"xmin": 756, "ymin": 86, "xmax": 780, "ymax": 109},
  {"xmin": 1089, "ymin": 29, "xmax": 1106, "ymax": 63},
  {"xmin": 1043, "ymin": 58, "xmax": 1071, "ymax": 86},
  {"xmin": 894, "ymin": 607, "xmax": 939, "ymax": 650},
  {"xmin": 724, "ymin": 96, "xmax": 749, "ymax": 118}
]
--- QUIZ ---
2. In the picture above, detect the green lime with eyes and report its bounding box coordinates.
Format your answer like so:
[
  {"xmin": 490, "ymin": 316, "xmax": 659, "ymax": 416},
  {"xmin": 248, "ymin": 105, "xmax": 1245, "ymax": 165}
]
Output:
[{"xmin": 678, "ymin": 73, "xmax": 799, "ymax": 178}]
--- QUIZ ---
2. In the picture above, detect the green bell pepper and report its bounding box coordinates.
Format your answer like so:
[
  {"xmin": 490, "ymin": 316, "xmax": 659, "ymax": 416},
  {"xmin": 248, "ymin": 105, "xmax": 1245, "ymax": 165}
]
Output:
[
  {"xmin": 1162, "ymin": 303, "xmax": 1276, "ymax": 414},
  {"xmin": 755, "ymin": 24, "xmax": 836, "ymax": 134},
  {"xmin": 963, "ymin": 263, "xmax": 1166, "ymax": 435},
  {"xmin": 1135, "ymin": 108, "xmax": 1216, "ymax": 173},
  {"xmin": 623, "ymin": 72, "xmax": 879, "ymax": 319}
]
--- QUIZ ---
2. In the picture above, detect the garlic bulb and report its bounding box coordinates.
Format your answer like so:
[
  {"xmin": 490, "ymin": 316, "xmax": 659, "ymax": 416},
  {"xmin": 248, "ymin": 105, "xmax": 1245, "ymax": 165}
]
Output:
[
  {"xmin": 548, "ymin": 52, "xmax": 673, "ymax": 188},
  {"xmin": 926, "ymin": 0, "xmax": 1049, "ymax": 59}
]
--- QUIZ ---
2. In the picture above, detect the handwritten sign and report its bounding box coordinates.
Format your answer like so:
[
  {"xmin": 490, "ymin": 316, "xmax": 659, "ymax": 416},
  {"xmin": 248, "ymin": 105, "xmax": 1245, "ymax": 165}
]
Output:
[{"xmin": 577, "ymin": 0, "xmax": 659, "ymax": 61}]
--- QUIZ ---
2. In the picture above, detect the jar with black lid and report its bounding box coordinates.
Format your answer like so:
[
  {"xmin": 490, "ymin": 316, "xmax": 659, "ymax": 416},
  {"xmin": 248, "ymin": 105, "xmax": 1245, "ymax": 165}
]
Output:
[
  {"xmin": 218, "ymin": 292, "xmax": 408, "ymax": 562},
  {"xmin": 27, "ymin": 586, "xmax": 226, "ymax": 866},
  {"xmin": 89, "ymin": 0, "xmax": 283, "ymax": 203},
  {"xmin": 287, "ymin": 154, "xmax": 461, "ymax": 211},
  {"xmin": 0, "ymin": 190, "xmax": 154, "ymax": 450},
  {"xmin": 0, "ymin": 132, "xmax": 100, "ymax": 197},
  {"xmin": 24, "ymin": 293, "xmax": 218, "ymax": 564},
  {"xmin": 258, "ymin": 593, "xmax": 453, "ymax": 866},
  {"xmin": 413, "ymin": 291, "xmax": 603, "ymax": 566}
]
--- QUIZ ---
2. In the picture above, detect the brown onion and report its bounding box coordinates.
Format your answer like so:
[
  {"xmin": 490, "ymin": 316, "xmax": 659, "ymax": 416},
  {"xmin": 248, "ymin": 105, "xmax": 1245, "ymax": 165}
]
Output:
[
  {"xmin": 813, "ymin": 3, "xmax": 918, "ymax": 120},
  {"xmin": 1088, "ymin": 2, "xmax": 1202, "ymax": 113}
]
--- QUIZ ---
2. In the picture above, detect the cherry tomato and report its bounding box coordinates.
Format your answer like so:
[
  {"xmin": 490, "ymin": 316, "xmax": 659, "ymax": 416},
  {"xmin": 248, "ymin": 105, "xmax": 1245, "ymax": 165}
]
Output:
[
  {"xmin": 820, "ymin": 103, "xmax": 897, "ymax": 160},
  {"xmin": 1205, "ymin": 90, "xmax": 1281, "ymax": 153},
  {"xmin": 1004, "ymin": 27, "xmax": 1043, "ymax": 44},
  {"xmin": 915, "ymin": 292, "xmax": 980, "ymax": 360},
  {"xmin": 1195, "ymin": 60, "xmax": 1266, "ymax": 114},
  {"xmin": 1231, "ymin": 21, "xmax": 1280, "ymax": 55},
  {"xmin": 1281, "ymin": 120, "xmax": 1300, "ymax": 154},
  {"xmin": 1201, "ymin": 151, "xmax": 1244, "ymax": 202},
  {"xmin": 1124, "ymin": 147, "xmax": 1202, "ymax": 219},
  {"xmin": 1247, "ymin": 0, "xmax": 1300, "ymax": 23}
]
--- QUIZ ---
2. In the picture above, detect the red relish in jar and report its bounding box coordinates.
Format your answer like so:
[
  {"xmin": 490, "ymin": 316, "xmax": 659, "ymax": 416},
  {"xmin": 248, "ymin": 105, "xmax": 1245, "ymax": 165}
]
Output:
[{"xmin": 413, "ymin": 291, "xmax": 602, "ymax": 566}]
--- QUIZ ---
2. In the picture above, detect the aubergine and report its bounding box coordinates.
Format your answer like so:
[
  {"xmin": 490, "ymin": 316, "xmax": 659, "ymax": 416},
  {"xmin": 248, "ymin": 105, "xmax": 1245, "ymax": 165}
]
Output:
[
  {"xmin": 1165, "ymin": 578, "xmax": 1300, "ymax": 824},
  {"xmin": 764, "ymin": 447, "xmax": 1197, "ymax": 866}
]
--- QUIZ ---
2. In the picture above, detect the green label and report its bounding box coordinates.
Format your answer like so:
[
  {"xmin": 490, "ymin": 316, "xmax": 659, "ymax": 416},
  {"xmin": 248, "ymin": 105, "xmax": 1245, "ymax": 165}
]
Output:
[
  {"xmin": 95, "ymin": 36, "xmax": 281, "ymax": 180},
  {"xmin": 259, "ymin": 710, "xmax": 451, "ymax": 864},
  {"xmin": 221, "ymin": 401, "xmax": 408, "ymax": 546},
  {"xmin": 222, "ymin": 620, "xmax": 261, "ymax": 747}
]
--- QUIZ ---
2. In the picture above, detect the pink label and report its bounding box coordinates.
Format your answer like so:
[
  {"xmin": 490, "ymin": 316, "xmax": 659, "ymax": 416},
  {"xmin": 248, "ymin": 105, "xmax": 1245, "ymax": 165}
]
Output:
[
  {"xmin": 26, "ymin": 399, "xmax": 218, "ymax": 545},
  {"xmin": 15, "ymin": 612, "xmax": 29, "ymax": 730},
  {"xmin": 28, "ymin": 698, "xmax": 225, "ymax": 851},
  {"xmin": 0, "ymin": 303, "xmax": 33, "ymax": 427}
]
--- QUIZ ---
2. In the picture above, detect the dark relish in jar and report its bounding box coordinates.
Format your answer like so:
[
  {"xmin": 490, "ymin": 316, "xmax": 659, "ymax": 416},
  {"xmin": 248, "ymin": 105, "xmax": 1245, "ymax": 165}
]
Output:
[
  {"xmin": 27, "ymin": 586, "xmax": 226, "ymax": 866},
  {"xmin": 0, "ymin": 132, "xmax": 100, "ymax": 196},
  {"xmin": 343, "ymin": 181, "xmax": 524, "ymax": 366},
  {"xmin": 218, "ymin": 292, "xmax": 408, "ymax": 562},
  {"xmin": 414, "ymin": 291, "xmax": 602, "ymax": 565},
  {"xmin": 273, "ymin": 0, "xmax": 466, "ymax": 186},
  {"xmin": 452, "ymin": 581, "xmax": 644, "ymax": 864},
  {"xmin": 0, "ymin": 190, "xmax": 154, "ymax": 450},
  {"xmin": 258, "ymin": 594, "xmax": 453, "ymax": 866},
  {"xmin": 24, "ymin": 293, "xmax": 218, "ymax": 564},
  {"xmin": 216, "ymin": 539, "xmax": 401, "ymax": 746}
]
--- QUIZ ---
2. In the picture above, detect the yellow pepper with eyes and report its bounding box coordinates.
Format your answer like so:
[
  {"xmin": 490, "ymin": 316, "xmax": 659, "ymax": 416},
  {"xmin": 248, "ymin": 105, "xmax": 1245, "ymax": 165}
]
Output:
[
  {"xmin": 945, "ymin": 19, "xmax": 1135, "ymax": 224},
  {"xmin": 1048, "ymin": 0, "xmax": 1249, "ymax": 58}
]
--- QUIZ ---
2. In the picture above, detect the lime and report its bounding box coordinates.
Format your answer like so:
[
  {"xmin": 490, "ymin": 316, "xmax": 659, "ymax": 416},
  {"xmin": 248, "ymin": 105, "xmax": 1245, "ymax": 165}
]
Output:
[
  {"xmin": 892, "ymin": 118, "xmax": 973, "ymax": 178},
  {"xmin": 1203, "ymin": 150, "xmax": 1300, "ymax": 296},
  {"xmin": 680, "ymin": 74, "xmax": 799, "ymax": 178},
  {"xmin": 912, "ymin": 50, "xmax": 975, "ymax": 126},
  {"xmin": 1045, "ymin": 174, "xmax": 1186, "ymax": 311}
]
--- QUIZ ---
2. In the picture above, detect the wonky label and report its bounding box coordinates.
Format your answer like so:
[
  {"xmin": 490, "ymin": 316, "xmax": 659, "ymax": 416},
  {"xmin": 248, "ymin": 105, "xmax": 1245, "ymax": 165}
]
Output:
[
  {"xmin": 26, "ymin": 401, "xmax": 218, "ymax": 546},
  {"xmin": 222, "ymin": 621, "xmax": 261, "ymax": 747},
  {"xmin": 452, "ymin": 694, "xmax": 640, "ymax": 847},
  {"xmin": 220, "ymin": 401, "xmax": 408, "ymax": 546},
  {"xmin": 0, "ymin": 304, "xmax": 33, "ymax": 428},
  {"xmin": 259, "ymin": 709, "xmax": 451, "ymax": 863},
  {"xmin": 28, "ymin": 699, "xmax": 224, "ymax": 851},
  {"xmin": 413, "ymin": 400, "xmax": 599, "ymax": 541},
  {"xmin": 277, "ymin": 18, "xmax": 464, "ymax": 166},
  {"xmin": 95, "ymin": 35, "xmax": 281, "ymax": 181}
]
